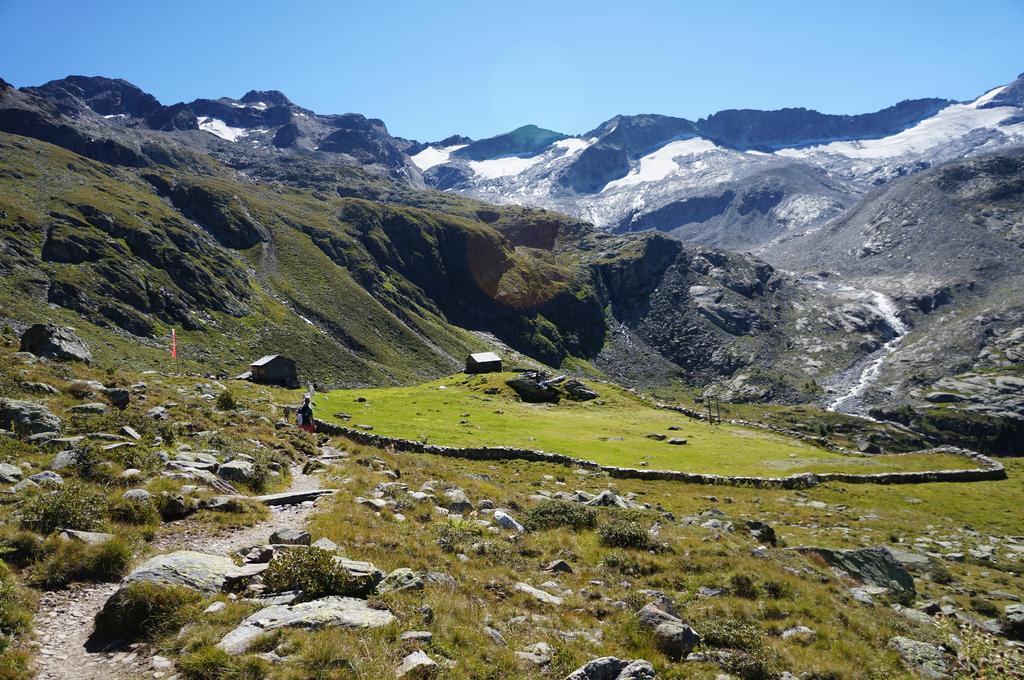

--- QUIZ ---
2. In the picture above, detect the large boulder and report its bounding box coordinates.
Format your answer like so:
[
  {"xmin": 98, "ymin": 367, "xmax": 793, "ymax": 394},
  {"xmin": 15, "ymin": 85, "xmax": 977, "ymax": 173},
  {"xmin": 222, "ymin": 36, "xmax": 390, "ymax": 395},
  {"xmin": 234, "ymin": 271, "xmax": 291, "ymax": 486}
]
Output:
[
  {"xmin": 564, "ymin": 657, "xmax": 656, "ymax": 680},
  {"xmin": 217, "ymin": 596, "xmax": 395, "ymax": 654},
  {"xmin": 123, "ymin": 550, "xmax": 241, "ymax": 593},
  {"xmin": 887, "ymin": 636, "xmax": 951, "ymax": 679},
  {"xmin": 218, "ymin": 459, "xmax": 255, "ymax": 484},
  {"xmin": 377, "ymin": 568, "xmax": 424, "ymax": 594},
  {"xmin": 798, "ymin": 546, "xmax": 916, "ymax": 603},
  {"xmin": 563, "ymin": 379, "xmax": 599, "ymax": 401},
  {"xmin": 506, "ymin": 375, "xmax": 561, "ymax": 403},
  {"xmin": 396, "ymin": 649, "xmax": 438, "ymax": 678},
  {"xmin": 19, "ymin": 324, "xmax": 92, "ymax": 363},
  {"xmin": 0, "ymin": 399, "xmax": 61, "ymax": 436},
  {"xmin": 635, "ymin": 603, "xmax": 700, "ymax": 660},
  {"xmin": 1003, "ymin": 603, "xmax": 1024, "ymax": 640}
]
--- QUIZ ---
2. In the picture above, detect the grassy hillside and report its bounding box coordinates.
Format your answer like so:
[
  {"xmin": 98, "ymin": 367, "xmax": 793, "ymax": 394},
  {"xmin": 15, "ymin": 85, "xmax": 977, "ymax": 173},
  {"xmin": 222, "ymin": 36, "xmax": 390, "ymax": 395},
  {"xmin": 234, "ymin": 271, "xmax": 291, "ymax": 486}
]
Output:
[{"xmin": 315, "ymin": 373, "xmax": 975, "ymax": 476}]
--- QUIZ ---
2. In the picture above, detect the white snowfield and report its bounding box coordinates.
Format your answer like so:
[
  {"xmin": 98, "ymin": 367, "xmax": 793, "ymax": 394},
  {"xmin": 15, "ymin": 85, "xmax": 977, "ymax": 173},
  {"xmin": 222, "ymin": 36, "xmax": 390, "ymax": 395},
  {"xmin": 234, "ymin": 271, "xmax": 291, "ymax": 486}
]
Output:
[
  {"xmin": 462, "ymin": 137, "xmax": 596, "ymax": 180},
  {"xmin": 197, "ymin": 117, "xmax": 249, "ymax": 142},
  {"xmin": 776, "ymin": 87, "xmax": 1023, "ymax": 160},
  {"xmin": 410, "ymin": 144, "xmax": 467, "ymax": 171},
  {"xmin": 604, "ymin": 137, "xmax": 721, "ymax": 190}
]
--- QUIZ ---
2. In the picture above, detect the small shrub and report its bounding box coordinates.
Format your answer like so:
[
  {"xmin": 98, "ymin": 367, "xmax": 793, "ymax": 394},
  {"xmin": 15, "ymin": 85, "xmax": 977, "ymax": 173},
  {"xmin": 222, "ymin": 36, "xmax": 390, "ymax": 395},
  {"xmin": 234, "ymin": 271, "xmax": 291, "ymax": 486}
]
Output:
[
  {"xmin": 930, "ymin": 564, "xmax": 955, "ymax": 585},
  {"xmin": 597, "ymin": 518, "xmax": 650, "ymax": 549},
  {"xmin": 730, "ymin": 573, "xmax": 759, "ymax": 599},
  {"xmin": 91, "ymin": 581, "xmax": 201, "ymax": 645},
  {"xmin": 761, "ymin": 579, "xmax": 792, "ymax": 599},
  {"xmin": 522, "ymin": 499, "xmax": 597, "ymax": 531},
  {"xmin": 969, "ymin": 596, "xmax": 999, "ymax": 618},
  {"xmin": 177, "ymin": 644, "xmax": 237, "ymax": 679},
  {"xmin": 111, "ymin": 497, "xmax": 160, "ymax": 526},
  {"xmin": 28, "ymin": 535, "xmax": 134, "ymax": 589},
  {"xmin": 216, "ymin": 389, "xmax": 238, "ymax": 411},
  {"xmin": 694, "ymin": 615, "xmax": 764, "ymax": 651},
  {"xmin": 601, "ymin": 552, "xmax": 662, "ymax": 576},
  {"xmin": 0, "ymin": 531, "xmax": 46, "ymax": 567},
  {"xmin": 20, "ymin": 482, "xmax": 107, "ymax": 534},
  {"xmin": 436, "ymin": 518, "xmax": 483, "ymax": 554},
  {"xmin": 296, "ymin": 630, "xmax": 356, "ymax": 679},
  {"xmin": 262, "ymin": 547, "xmax": 360, "ymax": 598}
]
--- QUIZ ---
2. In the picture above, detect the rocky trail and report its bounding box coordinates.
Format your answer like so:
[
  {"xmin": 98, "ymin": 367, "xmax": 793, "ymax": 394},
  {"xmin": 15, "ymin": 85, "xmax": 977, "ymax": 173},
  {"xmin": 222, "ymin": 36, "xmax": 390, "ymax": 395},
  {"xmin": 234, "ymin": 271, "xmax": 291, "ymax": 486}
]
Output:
[{"xmin": 33, "ymin": 463, "xmax": 326, "ymax": 680}]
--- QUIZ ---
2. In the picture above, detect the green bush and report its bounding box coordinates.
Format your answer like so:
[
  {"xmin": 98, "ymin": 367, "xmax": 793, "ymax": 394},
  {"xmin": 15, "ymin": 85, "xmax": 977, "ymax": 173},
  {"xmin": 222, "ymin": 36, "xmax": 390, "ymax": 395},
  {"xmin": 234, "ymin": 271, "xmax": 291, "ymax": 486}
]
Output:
[
  {"xmin": 177, "ymin": 644, "xmax": 269, "ymax": 680},
  {"xmin": 28, "ymin": 535, "xmax": 134, "ymax": 589},
  {"xmin": 91, "ymin": 581, "xmax": 201, "ymax": 645},
  {"xmin": 216, "ymin": 389, "xmax": 238, "ymax": 411},
  {"xmin": 522, "ymin": 499, "xmax": 597, "ymax": 531},
  {"xmin": 111, "ymin": 496, "xmax": 160, "ymax": 526},
  {"xmin": 969, "ymin": 596, "xmax": 999, "ymax": 618},
  {"xmin": 0, "ymin": 561, "xmax": 32, "ymax": 680},
  {"xmin": 0, "ymin": 531, "xmax": 46, "ymax": 568},
  {"xmin": 20, "ymin": 482, "xmax": 107, "ymax": 534},
  {"xmin": 730, "ymin": 573, "xmax": 759, "ymax": 599},
  {"xmin": 597, "ymin": 518, "xmax": 650, "ymax": 549},
  {"xmin": 262, "ymin": 548, "xmax": 360, "ymax": 599},
  {"xmin": 436, "ymin": 518, "xmax": 484, "ymax": 554}
]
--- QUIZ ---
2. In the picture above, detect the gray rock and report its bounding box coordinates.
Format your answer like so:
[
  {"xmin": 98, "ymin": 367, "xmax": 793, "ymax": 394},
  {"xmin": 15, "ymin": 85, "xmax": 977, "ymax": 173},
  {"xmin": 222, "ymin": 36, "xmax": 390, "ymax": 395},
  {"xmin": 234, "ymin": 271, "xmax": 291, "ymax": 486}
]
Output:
[
  {"xmin": 333, "ymin": 557, "xmax": 384, "ymax": 595},
  {"xmin": 636, "ymin": 603, "xmax": 700, "ymax": 660},
  {"xmin": 493, "ymin": 510, "xmax": 525, "ymax": 532},
  {"xmin": 798, "ymin": 546, "xmax": 915, "ymax": 603},
  {"xmin": 204, "ymin": 601, "xmax": 228, "ymax": 614},
  {"xmin": 667, "ymin": 437, "xmax": 687, "ymax": 445},
  {"xmin": 255, "ymin": 489, "xmax": 334, "ymax": 506},
  {"xmin": 378, "ymin": 568, "xmax": 425, "ymax": 594},
  {"xmin": 217, "ymin": 596, "xmax": 395, "ymax": 655},
  {"xmin": 147, "ymin": 406, "xmax": 168, "ymax": 420},
  {"xmin": 59, "ymin": 529, "xmax": 114, "ymax": 545},
  {"xmin": 888, "ymin": 548, "xmax": 932, "ymax": 572},
  {"xmin": 781, "ymin": 625, "xmax": 816, "ymax": 642},
  {"xmin": 887, "ymin": 636, "xmax": 950, "ymax": 679},
  {"xmin": 311, "ymin": 538, "xmax": 339, "ymax": 552},
  {"xmin": 218, "ymin": 459, "xmax": 255, "ymax": 483},
  {"xmin": 50, "ymin": 449, "xmax": 79, "ymax": 471},
  {"xmin": 120, "ymin": 426, "xmax": 142, "ymax": 441},
  {"xmin": 103, "ymin": 388, "xmax": 130, "ymax": 409},
  {"xmin": 564, "ymin": 657, "xmax": 656, "ymax": 680},
  {"xmin": 516, "ymin": 582, "xmax": 563, "ymax": 605},
  {"xmin": 516, "ymin": 641, "xmax": 554, "ymax": 667},
  {"xmin": 269, "ymin": 528, "xmax": 311, "ymax": 545},
  {"xmin": 484, "ymin": 625, "xmax": 507, "ymax": 646},
  {"xmin": 68, "ymin": 402, "xmax": 108, "ymax": 415},
  {"xmin": 544, "ymin": 559, "xmax": 573, "ymax": 574},
  {"xmin": 18, "ymin": 381, "xmax": 59, "ymax": 395},
  {"xmin": 0, "ymin": 399, "xmax": 61, "ymax": 436},
  {"xmin": 28, "ymin": 470, "xmax": 64, "ymax": 487},
  {"xmin": 0, "ymin": 462, "xmax": 23, "ymax": 483},
  {"xmin": 124, "ymin": 551, "xmax": 240, "ymax": 593},
  {"xmin": 585, "ymin": 490, "xmax": 643, "ymax": 510},
  {"xmin": 20, "ymin": 324, "xmax": 92, "ymax": 363},
  {"xmin": 10, "ymin": 479, "xmax": 39, "ymax": 492},
  {"xmin": 1004, "ymin": 603, "xmax": 1024, "ymax": 640},
  {"xmin": 395, "ymin": 649, "xmax": 438, "ymax": 678},
  {"xmin": 399, "ymin": 630, "xmax": 433, "ymax": 644},
  {"xmin": 443, "ymin": 488, "xmax": 473, "ymax": 513},
  {"xmin": 564, "ymin": 379, "xmax": 599, "ymax": 401}
]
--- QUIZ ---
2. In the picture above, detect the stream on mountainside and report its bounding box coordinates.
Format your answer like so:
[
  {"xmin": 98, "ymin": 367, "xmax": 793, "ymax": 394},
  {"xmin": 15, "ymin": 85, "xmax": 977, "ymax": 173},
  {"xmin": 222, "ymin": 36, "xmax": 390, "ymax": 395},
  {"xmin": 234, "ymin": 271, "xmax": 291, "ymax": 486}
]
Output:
[{"xmin": 808, "ymin": 280, "xmax": 909, "ymax": 417}]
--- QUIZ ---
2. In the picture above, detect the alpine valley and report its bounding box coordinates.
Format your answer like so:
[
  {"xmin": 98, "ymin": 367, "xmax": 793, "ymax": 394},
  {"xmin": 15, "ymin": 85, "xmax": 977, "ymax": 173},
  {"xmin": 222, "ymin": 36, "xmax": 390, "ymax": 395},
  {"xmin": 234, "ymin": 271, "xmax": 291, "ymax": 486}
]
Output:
[{"xmin": 2, "ymin": 72, "xmax": 1023, "ymax": 453}]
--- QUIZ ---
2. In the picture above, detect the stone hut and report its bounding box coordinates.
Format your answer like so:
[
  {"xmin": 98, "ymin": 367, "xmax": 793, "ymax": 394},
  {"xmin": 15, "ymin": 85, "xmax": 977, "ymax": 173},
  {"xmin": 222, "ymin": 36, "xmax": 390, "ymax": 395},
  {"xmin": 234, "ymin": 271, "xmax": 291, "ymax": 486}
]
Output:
[
  {"xmin": 466, "ymin": 352, "xmax": 502, "ymax": 374},
  {"xmin": 248, "ymin": 355, "xmax": 298, "ymax": 388}
]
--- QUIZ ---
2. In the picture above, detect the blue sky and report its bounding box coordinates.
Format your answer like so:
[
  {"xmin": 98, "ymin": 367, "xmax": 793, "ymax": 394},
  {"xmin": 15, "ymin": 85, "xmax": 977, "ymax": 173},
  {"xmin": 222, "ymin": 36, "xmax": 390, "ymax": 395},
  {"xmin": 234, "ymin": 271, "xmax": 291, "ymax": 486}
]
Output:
[{"xmin": 2, "ymin": 0, "xmax": 1022, "ymax": 141}]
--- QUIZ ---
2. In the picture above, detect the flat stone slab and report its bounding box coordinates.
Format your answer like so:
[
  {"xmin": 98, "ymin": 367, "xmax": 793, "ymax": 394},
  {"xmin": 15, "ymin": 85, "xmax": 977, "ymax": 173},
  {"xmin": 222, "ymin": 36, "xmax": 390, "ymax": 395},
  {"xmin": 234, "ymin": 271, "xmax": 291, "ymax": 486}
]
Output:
[
  {"xmin": 217, "ymin": 596, "xmax": 395, "ymax": 654},
  {"xmin": 515, "ymin": 582, "xmax": 563, "ymax": 605},
  {"xmin": 255, "ymin": 489, "xmax": 335, "ymax": 506},
  {"xmin": 124, "ymin": 550, "xmax": 241, "ymax": 593}
]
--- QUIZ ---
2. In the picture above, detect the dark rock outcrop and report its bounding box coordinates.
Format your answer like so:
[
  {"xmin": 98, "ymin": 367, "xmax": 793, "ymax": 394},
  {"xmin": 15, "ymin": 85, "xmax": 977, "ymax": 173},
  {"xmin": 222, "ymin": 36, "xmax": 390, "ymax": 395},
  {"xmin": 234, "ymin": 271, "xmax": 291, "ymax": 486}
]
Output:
[{"xmin": 20, "ymin": 323, "xmax": 92, "ymax": 362}]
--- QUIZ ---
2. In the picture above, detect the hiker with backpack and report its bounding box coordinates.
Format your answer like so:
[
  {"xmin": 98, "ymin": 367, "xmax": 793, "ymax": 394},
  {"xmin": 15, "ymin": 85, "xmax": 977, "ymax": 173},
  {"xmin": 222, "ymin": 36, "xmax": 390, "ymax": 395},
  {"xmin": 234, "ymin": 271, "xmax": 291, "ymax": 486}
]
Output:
[{"xmin": 297, "ymin": 395, "xmax": 316, "ymax": 433}]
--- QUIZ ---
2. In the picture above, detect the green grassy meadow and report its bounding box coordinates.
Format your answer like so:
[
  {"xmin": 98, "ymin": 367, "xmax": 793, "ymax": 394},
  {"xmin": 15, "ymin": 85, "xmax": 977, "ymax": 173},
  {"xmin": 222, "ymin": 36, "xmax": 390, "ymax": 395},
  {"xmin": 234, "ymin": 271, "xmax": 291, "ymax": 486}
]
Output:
[{"xmin": 315, "ymin": 373, "xmax": 977, "ymax": 477}]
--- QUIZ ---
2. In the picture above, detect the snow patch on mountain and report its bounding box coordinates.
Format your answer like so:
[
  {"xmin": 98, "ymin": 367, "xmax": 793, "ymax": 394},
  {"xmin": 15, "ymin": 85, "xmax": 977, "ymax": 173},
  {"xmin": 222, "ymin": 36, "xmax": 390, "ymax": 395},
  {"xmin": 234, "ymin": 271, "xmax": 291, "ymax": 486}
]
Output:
[
  {"xmin": 604, "ymin": 137, "xmax": 723, "ymax": 190},
  {"xmin": 468, "ymin": 153, "xmax": 547, "ymax": 179},
  {"xmin": 411, "ymin": 144, "xmax": 467, "ymax": 171},
  {"xmin": 776, "ymin": 91, "xmax": 1022, "ymax": 160},
  {"xmin": 197, "ymin": 117, "xmax": 249, "ymax": 142}
]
